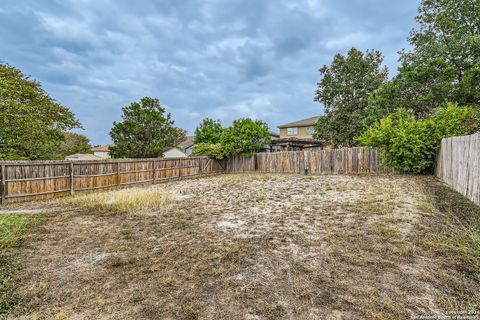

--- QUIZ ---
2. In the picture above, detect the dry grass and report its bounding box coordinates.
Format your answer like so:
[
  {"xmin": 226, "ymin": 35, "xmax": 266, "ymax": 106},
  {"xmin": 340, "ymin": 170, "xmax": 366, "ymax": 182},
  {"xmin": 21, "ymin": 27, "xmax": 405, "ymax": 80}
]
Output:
[
  {"xmin": 415, "ymin": 177, "xmax": 480, "ymax": 311},
  {"xmin": 64, "ymin": 186, "xmax": 172, "ymax": 214},
  {"xmin": 4, "ymin": 173, "xmax": 480, "ymax": 319}
]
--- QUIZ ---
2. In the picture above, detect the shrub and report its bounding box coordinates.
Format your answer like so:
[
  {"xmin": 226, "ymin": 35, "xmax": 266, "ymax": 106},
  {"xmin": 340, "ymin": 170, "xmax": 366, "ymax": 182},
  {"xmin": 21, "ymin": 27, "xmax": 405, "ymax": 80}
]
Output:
[{"xmin": 357, "ymin": 103, "xmax": 480, "ymax": 173}]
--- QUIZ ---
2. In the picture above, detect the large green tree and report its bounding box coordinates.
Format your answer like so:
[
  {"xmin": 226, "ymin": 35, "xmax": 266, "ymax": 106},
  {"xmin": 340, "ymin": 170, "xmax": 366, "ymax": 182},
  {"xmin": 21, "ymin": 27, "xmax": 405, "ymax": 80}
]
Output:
[
  {"xmin": 58, "ymin": 132, "xmax": 92, "ymax": 157},
  {"xmin": 371, "ymin": 0, "xmax": 480, "ymax": 116},
  {"xmin": 313, "ymin": 48, "xmax": 388, "ymax": 147},
  {"xmin": 193, "ymin": 118, "xmax": 223, "ymax": 144},
  {"xmin": 0, "ymin": 63, "xmax": 80, "ymax": 160},
  {"xmin": 220, "ymin": 118, "xmax": 271, "ymax": 157},
  {"xmin": 109, "ymin": 97, "xmax": 186, "ymax": 158}
]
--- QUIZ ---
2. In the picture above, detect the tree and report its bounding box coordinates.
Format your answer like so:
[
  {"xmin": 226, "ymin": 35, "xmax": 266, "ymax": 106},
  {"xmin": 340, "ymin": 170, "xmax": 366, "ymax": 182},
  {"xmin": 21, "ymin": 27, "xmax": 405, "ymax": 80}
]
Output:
[
  {"xmin": 58, "ymin": 132, "xmax": 92, "ymax": 157},
  {"xmin": 369, "ymin": 59, "xmax": 457, "ymax": 118},
  {"xmin": 220, "ymin": 118, "xmax": 271, "ymax": 157},
  {"xmin": 191, "ymin": 143, "xmax": 224, "ymax": 159},
  {"xmin": 193, "ymin": 118, "xmax": 223, "ymax": 144},
  {"xmin": 313, "ymin": 48, "xmax": 388, "ymax": 146},
  {"xmin": 372, "ymin": 0, "xmax": 480, "ymax": 116},
  {"xmin": 357, "ymin": 103, "xmax": 480, "ymax": 173},
  {"xmin": 0, "ymin": 63, "xmax": 80, "ymax": 160},
  {"xmin": 109, "ymin": 97, "xmax": 186, "ymax": 158}
]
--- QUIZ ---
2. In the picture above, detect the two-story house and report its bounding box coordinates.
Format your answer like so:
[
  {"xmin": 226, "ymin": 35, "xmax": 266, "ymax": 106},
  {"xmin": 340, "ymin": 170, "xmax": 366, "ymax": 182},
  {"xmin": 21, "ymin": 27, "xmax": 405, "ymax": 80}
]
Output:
[
  {"xmin": 270, "ymin": 116, "xmax": 323, "ymax": 151},
  {"xmin": 278, "ymin": 116, "xmax": 319, "ymax": 139}
]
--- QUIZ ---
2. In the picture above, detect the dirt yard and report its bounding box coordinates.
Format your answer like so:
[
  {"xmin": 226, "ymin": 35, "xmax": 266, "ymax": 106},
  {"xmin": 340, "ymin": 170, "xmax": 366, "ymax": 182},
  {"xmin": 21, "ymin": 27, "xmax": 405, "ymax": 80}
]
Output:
[{"xmin": 3, "ymin": 174, "xmax": 480, "ymax": 319}]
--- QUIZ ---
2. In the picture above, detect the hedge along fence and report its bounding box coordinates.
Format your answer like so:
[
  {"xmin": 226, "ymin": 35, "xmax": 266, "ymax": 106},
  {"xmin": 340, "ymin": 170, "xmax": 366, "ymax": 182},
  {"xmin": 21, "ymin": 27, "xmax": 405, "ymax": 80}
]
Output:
[
  {"xmin": 436, "ymin": 132, "xmax": 480, "ymax": 206},
  {"xmin": 0, "ymin": 157, "xmax": 224, "ymax": 204},
  {"xmin": 225, "ymin": 147, "xmax": 389, "ymax": 175}
]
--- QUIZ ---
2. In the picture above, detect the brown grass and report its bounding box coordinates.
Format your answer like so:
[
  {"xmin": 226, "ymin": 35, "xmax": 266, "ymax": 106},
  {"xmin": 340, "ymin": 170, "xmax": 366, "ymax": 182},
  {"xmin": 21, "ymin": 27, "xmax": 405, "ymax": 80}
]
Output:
[
  {"xmin": 64, "ymin": 186, "xmax": 172, "ymax": 214},
  {"xmin": 4, "ymin": 174, "xmax": 480, "ymax": 319}
]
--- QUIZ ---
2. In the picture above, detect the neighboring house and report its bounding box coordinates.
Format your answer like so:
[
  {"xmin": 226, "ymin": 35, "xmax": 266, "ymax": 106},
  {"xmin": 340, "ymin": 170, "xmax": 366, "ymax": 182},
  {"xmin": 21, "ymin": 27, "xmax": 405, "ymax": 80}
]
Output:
[
  {"xmin": 163, "ymin": 136, "xmax": 195, "ymax": 158},
  {"xmin": 271, "ymin": 116, "xmax": 323, "ymax": 151},
  {"xmin": 259, "ymin": 131, "xmax": 280, "ymax": 152},
  {"xmin": 270, "ymin": 131, "xmax": 280, "ymax": 140},
  {"xmin": 91, "ymin": 145, "xmax": 112, "ymax": 159},
  {"xmin": 163, "ymin": 147, "xmax": 188, "ymax": 158},
  {"xmin": 177, "ymin": 136, "xmax": 195, "ymax": 156},
  {"xmin": 65, "ymin": 153, "xmax": 103, "ymax": 161},
  {"xmin": 278, "ymin": 116, "xmax": 319, "ymax": 139}
]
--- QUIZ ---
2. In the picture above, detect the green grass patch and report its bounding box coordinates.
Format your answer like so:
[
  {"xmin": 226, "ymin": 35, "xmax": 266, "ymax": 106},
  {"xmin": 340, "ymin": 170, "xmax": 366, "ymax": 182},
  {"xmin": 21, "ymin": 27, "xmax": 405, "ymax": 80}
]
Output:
[
  {"xmin": 0, "ymin": 214, "xmax": 44, "ymax": 318},
  {"xmin": 0, "ymin": 214, "xmax": 43, "ymax": 251}
]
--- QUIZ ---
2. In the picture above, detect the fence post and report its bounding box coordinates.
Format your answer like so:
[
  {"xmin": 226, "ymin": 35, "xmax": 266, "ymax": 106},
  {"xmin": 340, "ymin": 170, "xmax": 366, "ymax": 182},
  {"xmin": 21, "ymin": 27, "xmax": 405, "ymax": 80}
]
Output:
[
  {"xmin": 199, "ymin": 158, "xmax": 203, "ymax": 176},
  {"xmin": 116, "ymin": 161, "xmax": 121, "ymax": 187},
  {"xmin": 179, "ymin": 159, "xmax": 183, "ymax": 178},
  {"xmin": 1, "ymin": 164, "xmax": 5, "ymax": 204},
  {"xmin": 152, "ymin": 159, "xmax": 156, "ymax": 184},
  {"xmin": 69, "ymin": 162, "xmax": 74, "ymax": 195}
]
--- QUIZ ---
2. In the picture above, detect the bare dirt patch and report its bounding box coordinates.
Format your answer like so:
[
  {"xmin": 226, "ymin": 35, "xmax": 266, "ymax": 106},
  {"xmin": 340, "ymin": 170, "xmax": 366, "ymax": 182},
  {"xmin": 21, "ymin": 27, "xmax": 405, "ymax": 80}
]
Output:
[{"xmin": 6, "ymin": 174, "xmax": 480, "ymax": 319}]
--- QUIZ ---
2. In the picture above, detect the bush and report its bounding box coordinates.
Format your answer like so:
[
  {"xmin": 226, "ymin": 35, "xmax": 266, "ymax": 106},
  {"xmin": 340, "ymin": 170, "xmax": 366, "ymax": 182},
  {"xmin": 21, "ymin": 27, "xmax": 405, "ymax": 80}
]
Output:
[
  {"xmin": 357, "ymin": 103, "xmax": 480, "ymax": 173},
  {"xmin": 191, "ymin": 143, "xmax": 224, "ymax": 159}
]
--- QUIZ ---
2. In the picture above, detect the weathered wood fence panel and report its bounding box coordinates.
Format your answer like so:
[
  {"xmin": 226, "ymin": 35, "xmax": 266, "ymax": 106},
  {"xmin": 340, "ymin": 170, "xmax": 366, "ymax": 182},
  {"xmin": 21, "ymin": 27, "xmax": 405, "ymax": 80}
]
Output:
[
  {"xmin": 225, "ymin": 147, "xmax": 389, "ymax": 175},
  {"xmin": 0, "ymin": 148, "xmax": 387, "ymax": 204},
  {"xmin": 0, "ymin": 157, "xmax": 224, "ymax": 204},
  {"xmin": 436, "ymin": 133, "xmax": 480, "ymax": 206}
]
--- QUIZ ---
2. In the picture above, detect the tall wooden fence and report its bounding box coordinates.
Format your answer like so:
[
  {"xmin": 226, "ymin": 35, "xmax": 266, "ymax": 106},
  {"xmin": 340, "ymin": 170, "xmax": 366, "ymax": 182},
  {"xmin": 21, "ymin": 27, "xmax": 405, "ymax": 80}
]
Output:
[
  {"xmin": 225, "ymin": 147, "xmax": 389, "ymax": 175},
  {"xmin": 436, "ymin": 132, "xmax": 480, "ymax": 206},
  {"xmin": 0, "ymin": 157, "xmax": 224, "ymax": 204},
  {"xmin": 0, "ymin": 148, "xmax": 388, "ymax": 205}
]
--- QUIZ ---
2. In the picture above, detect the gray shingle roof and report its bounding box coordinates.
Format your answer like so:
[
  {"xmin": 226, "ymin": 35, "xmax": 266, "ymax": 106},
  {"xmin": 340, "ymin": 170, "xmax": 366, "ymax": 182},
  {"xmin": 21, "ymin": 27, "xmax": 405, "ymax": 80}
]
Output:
[
  {"xmin": 277, "ymin": 116, "xmax": 320, "ymax": 128},
  {"xmin": 177, "ymin": 136, "xmax": 194, "ymax": 150}
]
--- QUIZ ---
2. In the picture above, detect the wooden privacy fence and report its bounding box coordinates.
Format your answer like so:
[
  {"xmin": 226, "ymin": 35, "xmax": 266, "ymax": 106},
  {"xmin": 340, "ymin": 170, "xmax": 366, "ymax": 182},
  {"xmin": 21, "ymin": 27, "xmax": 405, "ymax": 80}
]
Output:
[
  {"xmin": 0, "ymin": 157, "xmax": 224, "ymax": 204},
  {"xmin": 436, "ymin": 132, "xmax": 480, "ymax": 206},
  {"xmin": 225, "ymin": 147, "xmax": 389, "ymax": 175},
  {"xmin": 0, "ymin": 148, "xmax": 388, "ymax": 204}
]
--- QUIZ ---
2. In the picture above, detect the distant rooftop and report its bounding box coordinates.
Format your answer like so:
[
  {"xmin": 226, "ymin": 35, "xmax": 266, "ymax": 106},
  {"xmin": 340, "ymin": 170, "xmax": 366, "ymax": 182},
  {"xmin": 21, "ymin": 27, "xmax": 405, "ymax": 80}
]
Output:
[
  {"xmin": 269, "ymin": 131, "xmax": 280, "ymax": 138},
  {"xmin": 65, "ymin": 153, "xmax": 103, "ymax": 161},
  {"xmin": 91, "ymin": 145, "xmax": 112, "ymax": 152},
  {"xmin": 177, "ymin": 136, "xmax": 194, "ymax": 150},
  {"xmin": 277, "ymin": 116, "xmax": 320, "ymax": 128}
]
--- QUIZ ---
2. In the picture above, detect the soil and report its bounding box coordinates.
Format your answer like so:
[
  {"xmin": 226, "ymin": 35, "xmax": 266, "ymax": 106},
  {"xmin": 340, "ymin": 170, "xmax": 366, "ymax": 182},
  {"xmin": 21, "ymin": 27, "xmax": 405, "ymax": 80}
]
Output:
[{"xmin": 5, "ymin": 173, "xmax": 480, "ymax": 319}]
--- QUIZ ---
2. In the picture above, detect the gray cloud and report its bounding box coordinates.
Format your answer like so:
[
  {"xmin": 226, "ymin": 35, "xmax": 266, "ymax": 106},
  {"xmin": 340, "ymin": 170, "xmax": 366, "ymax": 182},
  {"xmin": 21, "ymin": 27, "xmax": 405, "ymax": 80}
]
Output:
[{"xmin": 0, "ymin": 0, "xmax": 420, "ymax": 144}]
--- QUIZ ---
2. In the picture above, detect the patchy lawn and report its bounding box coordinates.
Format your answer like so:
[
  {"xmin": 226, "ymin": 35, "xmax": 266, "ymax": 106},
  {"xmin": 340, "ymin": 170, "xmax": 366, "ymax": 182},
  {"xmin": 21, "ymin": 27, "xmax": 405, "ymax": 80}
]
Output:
[
  {"xmin": 0, "ymin": 214, "xmax": 44, "ymax": 318},
  {"xmin": 3, "ymin": 174, "xmax": 480, "ymax": 319}
]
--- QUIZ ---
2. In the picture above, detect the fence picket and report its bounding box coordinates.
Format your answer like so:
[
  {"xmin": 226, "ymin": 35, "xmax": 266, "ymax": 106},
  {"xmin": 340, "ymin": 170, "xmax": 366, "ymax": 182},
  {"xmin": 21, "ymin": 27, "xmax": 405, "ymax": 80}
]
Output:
[
  {"xmin": 224, "ymin": 147, "xmax": 387, "ymax": 176},
  {"xmin": 0, "ymin": 147, "xmax": 389, "ymax": 204},
  {"xmin": 436, "ymin": 133, "xmax": 480, "ymax": 206},
  {"xmin": 0, "ymin": 157, "xmax": 224, "ymax": 204}
]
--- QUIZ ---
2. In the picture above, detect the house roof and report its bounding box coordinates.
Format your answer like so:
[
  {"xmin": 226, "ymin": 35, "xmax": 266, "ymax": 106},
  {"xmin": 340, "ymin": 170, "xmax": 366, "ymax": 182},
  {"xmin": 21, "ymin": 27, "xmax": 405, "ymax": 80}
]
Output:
[
  {"xmin": 277, "ymin": 116, "xmax": 320, "ymax": 128},
  {"xmin": 65, "ymin": 153, "xmax": 103, "ymax": 161},
  {"xmin": 271, "ymin": 137, "xmax": 324, "ymax": 146},
  {"xmin": 177, "ymin": 136, "xmax": 195, "ymax": 150},
  {"xmin": 269, "ymin": 131, "xmax": 280, "ymax": 138},
  {"xmin": 91, "ymin": 145, "xmax": 112, "ymax": 152},
  {"xmin": 163, "ymin": 147, "xmax": 188, "ymax": 158}
]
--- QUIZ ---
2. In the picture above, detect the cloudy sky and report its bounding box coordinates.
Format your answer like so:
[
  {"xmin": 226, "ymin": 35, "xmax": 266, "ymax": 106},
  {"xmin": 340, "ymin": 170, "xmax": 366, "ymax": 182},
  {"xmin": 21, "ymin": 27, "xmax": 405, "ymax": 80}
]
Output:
[{"xmin": 1, "ymin": 0, "xmax": 420, "ymax": 145}]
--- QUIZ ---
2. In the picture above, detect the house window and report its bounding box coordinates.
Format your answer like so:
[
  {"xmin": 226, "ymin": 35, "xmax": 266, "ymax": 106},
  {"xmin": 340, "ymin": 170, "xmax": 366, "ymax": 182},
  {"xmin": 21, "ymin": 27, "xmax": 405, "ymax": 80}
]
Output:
[
  {"xmin": 306, "ymin": 126, "xmax": 314, "ymax": 135},
  {"xmin": 287, "ymin": 127, "xmax": 298, "ymax": 135}
]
